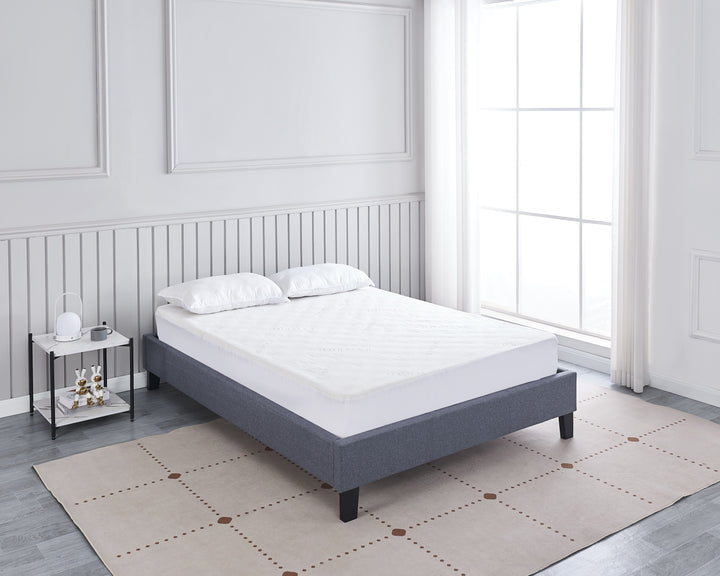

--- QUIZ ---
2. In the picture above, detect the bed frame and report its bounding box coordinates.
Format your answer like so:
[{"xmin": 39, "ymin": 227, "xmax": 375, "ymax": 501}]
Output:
[{"xmin": 143, "ymin": 333, "xmax": 576, "ymax": 522}]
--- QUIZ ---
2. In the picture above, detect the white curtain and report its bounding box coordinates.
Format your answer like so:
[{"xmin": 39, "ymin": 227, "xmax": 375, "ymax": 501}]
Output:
[
  {"xmin": 426, "ymin": 0, "xmax": 483, "ymax": 312},
  {"xmin": 611, "ymin": 0, "xmax": 655, "ymax": 393},
  {"xmin": 425, "ymin": 0, "xmax": 465, "ymax": 310}
]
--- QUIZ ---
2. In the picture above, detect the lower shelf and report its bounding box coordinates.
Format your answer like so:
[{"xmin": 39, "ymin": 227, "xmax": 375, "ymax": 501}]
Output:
[{"xmin": 33, "ymin": 386, "xmax": 130, "ymax": 428}]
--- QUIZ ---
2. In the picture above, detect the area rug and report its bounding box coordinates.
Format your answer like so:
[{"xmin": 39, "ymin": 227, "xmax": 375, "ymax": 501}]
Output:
[{"xmin": 34, "ymin": 380, "xmax": 720, "ymax": 576}]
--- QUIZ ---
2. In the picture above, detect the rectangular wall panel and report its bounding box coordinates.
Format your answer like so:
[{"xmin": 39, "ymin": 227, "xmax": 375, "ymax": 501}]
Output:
[
  {"xmin": 0, "ymin": 0, "xmax": 108, "ymax": 181},
  {"xmin": 691, "ymin": 250, "xmax": 720, "ymax": 342},
  {"xmin": 0, "ymin": 196, "xmax": 424, "ymax": 402},
  {"xmin": 695, "ymin": 0, "xmax": 720, "ymax": 159},
  {"xmin": 167, "ymin": 0, "xmax": 412, "ymax": 172}
]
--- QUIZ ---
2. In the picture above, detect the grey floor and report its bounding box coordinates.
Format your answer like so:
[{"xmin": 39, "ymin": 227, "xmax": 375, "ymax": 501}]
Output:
[{"xmin": 1, "ymin": 365, "xmax": 719, "ymax": 576}]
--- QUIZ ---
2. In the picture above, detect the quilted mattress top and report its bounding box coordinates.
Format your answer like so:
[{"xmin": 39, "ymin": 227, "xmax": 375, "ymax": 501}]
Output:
[{"xmin": 155, "ymin": 287, "xmax": 557, "ymax": 400}]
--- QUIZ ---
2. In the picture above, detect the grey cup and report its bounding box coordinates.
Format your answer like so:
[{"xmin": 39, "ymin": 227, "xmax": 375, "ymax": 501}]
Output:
[{"xmin": 91, "ymin": 326, "xmax": 108, "ymax": 341}]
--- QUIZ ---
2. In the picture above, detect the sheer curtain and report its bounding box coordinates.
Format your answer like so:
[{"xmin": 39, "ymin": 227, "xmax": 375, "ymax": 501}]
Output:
[
  {"xmin": 611, "ymin": 0, "xmax": 655, "ymax": 393},
  {"xmin": 425, "ymin": 0, "xmax": 481, "ymax": 312},
  {"xmin": 425, "ymin": 0, "xmax": 465, "ymax": 310}
]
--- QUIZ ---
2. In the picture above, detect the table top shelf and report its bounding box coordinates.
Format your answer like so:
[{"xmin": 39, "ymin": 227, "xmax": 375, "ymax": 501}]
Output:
[
  {"xmin": 31, "ymin": 329, "xmax": 130, "ymax": 357},
  {"xmin": 33, "ymin": 386, "xmax": 130, "ymax": 428}
]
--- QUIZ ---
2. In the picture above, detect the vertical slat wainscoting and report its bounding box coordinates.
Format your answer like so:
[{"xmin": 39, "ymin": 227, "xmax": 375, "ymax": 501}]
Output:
[
  {"xmin": 0, "ymin": 241, "xmax": 10, "ymax": 401},
  {"xmin": 9, "ymin": 239, "xmax": 28, "ymax": 399},
  {"xmin": 0, "ymin": 196, "xmax": 424, "ymax": 404},
  {"xmin": 28, "ymin": 237, "xmax": 48, "ymax": 398}
]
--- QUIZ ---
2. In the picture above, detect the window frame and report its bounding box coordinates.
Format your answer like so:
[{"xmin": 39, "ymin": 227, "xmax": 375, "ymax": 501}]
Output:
[{"xmin": 472, "ymin": 0, "xmax": 615, "ymax": 344}]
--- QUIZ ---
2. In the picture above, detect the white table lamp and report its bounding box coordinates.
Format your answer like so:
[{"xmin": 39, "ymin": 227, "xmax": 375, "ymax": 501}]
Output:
[{"xmin": 55, "ymin": 292, "xmax": 83, "ymax": 342}]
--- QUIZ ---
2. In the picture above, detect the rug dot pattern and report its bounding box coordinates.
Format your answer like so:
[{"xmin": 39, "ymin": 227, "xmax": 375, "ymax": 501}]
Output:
[{"xmin": 34, "ymin": 382, "xmax": 720, "ymax": 576}]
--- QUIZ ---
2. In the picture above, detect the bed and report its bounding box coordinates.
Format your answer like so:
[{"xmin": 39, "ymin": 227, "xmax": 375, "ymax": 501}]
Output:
[{"xmin": 143, "ymin": 269, "xmax": 576, "ymax": 522}]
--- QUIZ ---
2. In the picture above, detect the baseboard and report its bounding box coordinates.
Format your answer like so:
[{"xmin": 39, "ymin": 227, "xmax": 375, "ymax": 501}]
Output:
[
  {"xmin": 558, "ymin": 345, "xmax": 611, "ymax": 374},
  {"xmin": 649, "ymin": 371, "xmax": 720, "ymax": 408},
  {"xmin": 0, "ymin": 372, "xmax": 147, "ymax": 419}
]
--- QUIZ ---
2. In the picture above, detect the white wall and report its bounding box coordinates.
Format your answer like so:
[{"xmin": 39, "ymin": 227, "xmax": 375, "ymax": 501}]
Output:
[
  {"xmin": 0, "ymin": 0, "xmax": 423, "ymax": 231},
  {"xmin": 0, "ymin": 0, "xmax": 425, "ymax": 406},
  {"xmin": 649, "ymin": 0, "xmax": 720, "ymax": 406}
]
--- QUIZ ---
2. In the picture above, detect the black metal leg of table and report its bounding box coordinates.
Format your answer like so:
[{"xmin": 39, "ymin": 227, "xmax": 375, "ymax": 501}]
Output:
[
  {"xmin": 49, "ymin": 351, "xmax": 56, "ymax": 440},
  {"xmin": 28, "ymin": 333, "xmax": 34, "ymax": 414},
  {"xmin": 102, "ymin": 347, "xmax": 108, "ymax": 387},
  {"xmin": 128, "ymin": 338, "xmax": 134, "ymax": 421}
]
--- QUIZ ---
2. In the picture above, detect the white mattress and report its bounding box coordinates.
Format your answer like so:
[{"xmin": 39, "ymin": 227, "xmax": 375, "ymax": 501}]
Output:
[{"xmin": 155, "ymin": 287, "xmax": 558, "ymax": 437}]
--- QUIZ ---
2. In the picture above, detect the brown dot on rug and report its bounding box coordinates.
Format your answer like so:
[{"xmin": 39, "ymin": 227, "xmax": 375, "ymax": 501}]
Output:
[
  {"xmin": 483, "ymin": 493, "xmax": 497, "ymax": 500},
  {"xmin": 561, "ymin": 463, "xmax": 574, "ymax": 469},
  {"xmin": 628, "ymin": 437, "xmax": 639, "ymax": 442},
  {"xmin": 391, "ymin": 529, "xmax": 406, "ymax": 536},
  {"xmin": 217, "ymin": 517, "xmax": 232, "ymax": 524},
  {"xmin": 281, "ymin": 572, "xmax": 298, "ymax": 576},
  {"xmin": 167, "ymin": 473, "xmax": 181, "ymax": 479}
]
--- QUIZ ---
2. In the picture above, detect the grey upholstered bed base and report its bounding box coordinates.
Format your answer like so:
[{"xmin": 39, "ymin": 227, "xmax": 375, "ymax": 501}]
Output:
[{"xmin": 142, "ymin": 333, "xmax": 576, "ymax": 522}]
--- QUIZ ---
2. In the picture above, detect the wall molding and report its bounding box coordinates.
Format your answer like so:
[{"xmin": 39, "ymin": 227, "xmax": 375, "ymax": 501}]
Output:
[
  {"xmin": 690, "ymin": 249, "xmax": 720, "ymax": 343},
  {"xmin": 166, "ymin": 0, "xmax": 412, "ymax": 173},
  {"xmin": 0, "ymin": 193, "xmax": 424, "ymax": 240},
  {"xmin": 693, "ymin": 0, "xmax": 720, "ymax": 160},
  {"xmin": 0, "ymin": 0, "xmax": 109, "ymax": 182}
]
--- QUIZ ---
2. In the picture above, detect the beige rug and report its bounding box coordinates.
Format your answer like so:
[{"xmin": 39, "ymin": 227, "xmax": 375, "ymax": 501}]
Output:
[{"xmin": 35, "ymin": 380, "xmax": 720, "ymax": 576}]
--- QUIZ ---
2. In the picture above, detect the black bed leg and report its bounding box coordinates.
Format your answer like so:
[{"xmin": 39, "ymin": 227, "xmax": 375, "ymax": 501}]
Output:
[
  {"xmin": 339, "ymin": 488, "xmax": 359, "ymax": 522},
  {"xmin": 559, "ymin": 413, "xmax": 574, "ymax": 439},
  {"xmin": 147, "ymin": 371, "xmax": 160, "ymax": 391}
]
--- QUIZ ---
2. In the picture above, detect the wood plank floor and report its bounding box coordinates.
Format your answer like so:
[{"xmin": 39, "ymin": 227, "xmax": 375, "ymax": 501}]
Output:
[{"xmin": 1, "ymin": 365, "xmax": 719, "ymax": 576}]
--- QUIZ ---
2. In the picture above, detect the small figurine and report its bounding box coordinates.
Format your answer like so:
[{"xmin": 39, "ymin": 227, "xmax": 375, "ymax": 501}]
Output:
[
  {"xmin": 90, "ymin": 364, "xmax": 104, "ymax": 406},
  {"xmin": 72, "ymin": 368, "xmax": 94, "ymax": 409}
]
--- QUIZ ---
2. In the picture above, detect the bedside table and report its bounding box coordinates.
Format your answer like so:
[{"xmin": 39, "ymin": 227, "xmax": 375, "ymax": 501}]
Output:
[{"xmin": 28, "ymin": 327, "xmax": 135, "ymax": 439}]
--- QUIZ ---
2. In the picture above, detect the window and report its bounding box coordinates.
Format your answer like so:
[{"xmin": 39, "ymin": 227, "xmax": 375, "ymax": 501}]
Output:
[{"xmin": 467, "ymin": 0, "xmax": 618, "ymax": 340}]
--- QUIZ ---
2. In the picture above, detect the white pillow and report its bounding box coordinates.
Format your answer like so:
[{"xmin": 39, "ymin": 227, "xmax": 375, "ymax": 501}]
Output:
[
  {"xmin": 269, "ymin": 263, "xmax": 375, "ymax": 298},
  {"xmin": 158, "ymin": 273, "xmax": 288, "ymax": 314}
]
